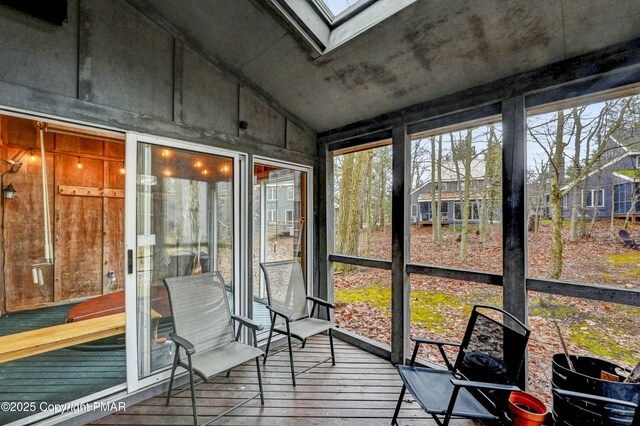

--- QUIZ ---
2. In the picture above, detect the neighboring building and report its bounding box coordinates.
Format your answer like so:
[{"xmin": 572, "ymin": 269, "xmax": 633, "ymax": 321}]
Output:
[
  {"xmin": 409, "ymin": 159, "xmax": 501, "ymax": 225},
  {"xmin": 560, "ymin": 130, "xmax": 640, "ymax": 221},
  {"xmin": 254, "ymin": 168, "xmax": 303, "ymax": 237}
]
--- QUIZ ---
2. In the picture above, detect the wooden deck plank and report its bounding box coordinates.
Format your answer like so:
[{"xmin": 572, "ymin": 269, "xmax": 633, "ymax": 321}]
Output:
[{"xmin": 95, "ymin": 335, "xmax": 474, "ymax": 426}]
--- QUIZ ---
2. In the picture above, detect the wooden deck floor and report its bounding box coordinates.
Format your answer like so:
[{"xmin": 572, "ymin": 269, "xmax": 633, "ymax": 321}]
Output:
[{"xmin": 94, "ymin": 335, "xmax": 474, "ymax": 425}]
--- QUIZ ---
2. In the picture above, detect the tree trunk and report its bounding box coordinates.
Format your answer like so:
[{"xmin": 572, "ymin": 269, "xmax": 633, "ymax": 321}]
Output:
[
  {"xmin": 587, "ymin": 171, "xmax": 602, "ymax": 238},
  {"xmin": 610, "ymin": 178, "xmax": 616, "ymax": 236},
  {"xmin": 549, "ymin": 110, "xmax": 565, "ymax": 279},
  {"xmin": 624, "ymin": 187, "xmax": 639, "ymax": 230},
  {"xmin": 364, "ymin": 151, "xmax": 374, "ymax": 256},
  {"xmin": 335, "ymin": 152, "xmax": 372, "ymax": 272},
  {"xmin": 459, "ymin": 130, "xmax": 472, "ymax": 262},
  {"xmin": 435, "ymin": 135, "xmax": 443, "ymax": 246},
  {"xmin": 569, "ymin": 108, "xmax": 583, "ymax": 242},
  {"xmin": 430, "ymin": 137, "xmax": 438, "ymax": 242}
]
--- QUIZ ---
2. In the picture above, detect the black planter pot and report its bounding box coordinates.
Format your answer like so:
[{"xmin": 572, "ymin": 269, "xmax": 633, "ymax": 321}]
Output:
[{"xmin": 552, "ymin": 354, "xmax": 639, "ymax": 425}]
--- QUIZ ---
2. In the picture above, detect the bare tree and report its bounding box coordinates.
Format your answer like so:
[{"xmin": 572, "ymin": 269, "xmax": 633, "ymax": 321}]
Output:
[
  {"xmin": 335, "ymin": 151, "xmax": 372, "ymax": 271},
  {"xmin": 529, "ymin": 98, "xmax": 631, "ymax": 279},
  {"xmin": 451, "ymin": 130, "xmax": 478, "ymax": 262}
]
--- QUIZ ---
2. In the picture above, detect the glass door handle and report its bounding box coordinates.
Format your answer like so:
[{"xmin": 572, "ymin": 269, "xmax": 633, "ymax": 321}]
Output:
[{"xmin": 127, "ymin": 249, "xmax": 133, "ymax": 274}]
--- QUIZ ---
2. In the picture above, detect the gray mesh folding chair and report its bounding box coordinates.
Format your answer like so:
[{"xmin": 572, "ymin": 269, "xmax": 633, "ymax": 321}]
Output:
[
  {"xmin": 164, "ymin": 272, "xmax": 264, "ymax": 425},
  {"xmin": 260, "ymin": 259, "xmax": 336, "ymax": 386},
  {"xmin": 392, "ymin": 305, "xmax": 530, "ymax": 426}
]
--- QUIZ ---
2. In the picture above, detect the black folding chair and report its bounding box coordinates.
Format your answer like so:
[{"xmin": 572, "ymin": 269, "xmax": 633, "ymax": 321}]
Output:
[
  {"xmin": 164, "ymin": 272, "xmax": 265, "ymax": 425},
  {"xmin": 392, "ymin": 305, "xmax": 530, "ymax": 426},
  {"xmin": 260, "ymin": 259, "xmax": 336, "ymax": 386}
]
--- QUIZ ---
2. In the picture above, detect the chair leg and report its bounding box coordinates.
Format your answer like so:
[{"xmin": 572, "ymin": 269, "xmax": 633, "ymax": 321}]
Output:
[
  {"xmin": 301, "ymin": 338, "xmax": 307, "ymax": 348},
  {"xmin": 285, "ymin": 323, "xmax": 296, "ymax": 387},
  {"xmin": 255, "ymin": 357, "xmax": 264, "ymax": 405},
  {"xmin": 226, "ymin": 369, "xmax": 232, "ymax": 377},
  {"xmin": 165, "ymin": 350, "xmax": 179, "ymax": 406},
  {"xmin": 391, "ymin": 384, "xmax": 406, "ymax": 425},
  {"xmin": 263, "ymin": 313, "xmax": 275, "ymax": 365},
  {"xmin": 187, "ymin": 356, "xmax": 198, "ymax": 426},
  {"xmin": 329, "ymin": 328, "xmax": 336, "ymax": 366}
]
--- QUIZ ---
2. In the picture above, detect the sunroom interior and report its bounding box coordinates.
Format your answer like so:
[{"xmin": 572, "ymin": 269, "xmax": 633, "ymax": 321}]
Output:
[{"xmin": 0, "ymin": 0, "xmax": 639, "ymax": 425}]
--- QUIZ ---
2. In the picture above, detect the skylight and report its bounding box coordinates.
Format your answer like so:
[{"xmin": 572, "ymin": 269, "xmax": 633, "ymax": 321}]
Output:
[
  {"xmin": 267, "ymin": 0, "xmax": 415, "ymax": 54},
  {"xmin": 320, "ymin": 0, "xmax": 368, "ymax": 18}
]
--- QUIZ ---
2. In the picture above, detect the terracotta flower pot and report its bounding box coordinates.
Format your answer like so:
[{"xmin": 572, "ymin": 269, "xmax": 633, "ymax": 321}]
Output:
[{"xmin": 508, "ymin": 391, "xmax": 548, "ymax": 426}]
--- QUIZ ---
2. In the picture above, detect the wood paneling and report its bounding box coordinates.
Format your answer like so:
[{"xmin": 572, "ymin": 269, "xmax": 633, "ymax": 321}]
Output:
[
  {"xmin": 104, "ymin": 161, "xmax": 125, "ymax": 293},
  {"xmin": 105, "ymin": 141, "xmax": 125, "ymax": 159},
  {"xmin": 0, "ymin": 116, "xmax": 126, "ymax": 311},
  {"xmin": 55, "ymin": 133, "xmax": 104, "ymax": 155},
  {"xmin": 3, "ymin": 146, "xmax": 55, "ymax": 310},
  {"xmin": 55, "ymin": 154, "xmax": 104, "ymax": 301}
]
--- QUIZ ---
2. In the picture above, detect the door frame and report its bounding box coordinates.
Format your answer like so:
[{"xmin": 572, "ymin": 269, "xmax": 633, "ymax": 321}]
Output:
[
  {"xmin": 0, "ymin": 106, "xmax": 130, "ymax": 426},
  {"xmin": 252, "ymin": 156, "xmax": 314, "ymax": 320},
  {"xmin": 124, "ymin": 132, "xmax": 244, "ymax": 392}
]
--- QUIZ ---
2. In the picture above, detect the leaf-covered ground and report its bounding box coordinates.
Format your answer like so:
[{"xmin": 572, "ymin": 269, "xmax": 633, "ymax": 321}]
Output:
[{"xmin": 333, "ymin": 220, "xmax": 640, "ymax": 404}]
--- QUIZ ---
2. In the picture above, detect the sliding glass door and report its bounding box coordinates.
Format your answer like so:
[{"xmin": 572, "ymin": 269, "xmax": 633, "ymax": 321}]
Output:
[
  {"xmin": 252, "ymin": 160, "xmax": 311, "ymax": 335},
  {"xmin": 129, "ymin": 137, "xmax": 238, "ymax": 379}
]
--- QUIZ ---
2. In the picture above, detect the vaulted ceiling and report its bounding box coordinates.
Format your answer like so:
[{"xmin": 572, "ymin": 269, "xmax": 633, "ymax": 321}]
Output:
[{"xmin": 129, "ymin": 0, "xmax": 640, "ymax": 132}]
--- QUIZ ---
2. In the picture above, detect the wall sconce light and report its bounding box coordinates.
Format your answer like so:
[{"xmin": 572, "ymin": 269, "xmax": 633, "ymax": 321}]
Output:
[
  {"xmin": 119, "ymin": 163, "xmax": 126, "ymax": 175},
  {"xmin": 161, "ymin": 148, "xmax": 171, "ymax": 158},
  {"xmin": 194, "ymin": 160, "xmax": 202, "ymax": 169},
  {"xmin": 76, "ymin": 157, "xmax": 83, "ymax": 169},
  {"xmin": 29, "ymin": 149, "xmax": 35, "ymax": 162},
  {"xmin": 3, "ymin": 183, "xmax": 16, "ymax": 200},
  {"xmin": 202, "ymin": 169, "xmax": 209, "ymax": 176},
  {"xmin": 163, "ymin": 168, "xmax": 172, "ymax": 177}
]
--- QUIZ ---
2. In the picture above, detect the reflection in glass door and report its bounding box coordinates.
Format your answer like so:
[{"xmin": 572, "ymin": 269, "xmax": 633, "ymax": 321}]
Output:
[
  {"xmin": 136, "ymin": 142, "xmax": 235, "ymax": 377},
  {"xmin": 253, "ymin": 162, "xmax": 309, "ymax": 335}
]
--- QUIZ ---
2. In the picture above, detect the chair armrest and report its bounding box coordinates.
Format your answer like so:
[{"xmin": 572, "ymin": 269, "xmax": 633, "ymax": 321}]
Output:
[
  {"xmin": 266, "ymin": 305, "xmax": 293, "ymax": 322},
  {"xmin": 169, "ymin": 333, "xmax": 195, "ymax": 355},
  {"xmin": 306, "ymin": 296, "xmax": 335, "ymax": 309},
  {"xmin": 411, "ymin": 337, "xmax": 461, "ymax": 347},
  {"xmin": 450, "ymin": 378, "xmax": 520, "ymax": 392},
  {"xmin": 553, "ymin": 388, "xmax": 638, "ymax": 408},
  {"xmin": 409, "ymin": 336, "xmax": 460, "ymax": 369},
  {"xmin": 231, "ymin": 314, "xmax": 264, "ymax": 331}
]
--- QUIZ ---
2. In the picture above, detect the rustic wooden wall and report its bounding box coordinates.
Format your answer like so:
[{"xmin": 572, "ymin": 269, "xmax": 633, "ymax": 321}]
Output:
[
  {"xmin": 0, "ymin": 115, "xmax": 124, "ymax": 312},
  {"xmin": 2, "ymin": 117, "xmax": 55, "ymax": 311}
]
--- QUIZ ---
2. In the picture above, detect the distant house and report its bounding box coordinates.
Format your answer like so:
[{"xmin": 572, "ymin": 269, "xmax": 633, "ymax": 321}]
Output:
[
  {"xmin": 560, "ymin": 130, "xmax": 640, "ymax": 221},
  {"xmin": 409, "ymin": 159, "xmax": 500, "ymax": 225},
  {"xmin": 254, "ymin": 168, "xmax": 303, "ymax": 236}
]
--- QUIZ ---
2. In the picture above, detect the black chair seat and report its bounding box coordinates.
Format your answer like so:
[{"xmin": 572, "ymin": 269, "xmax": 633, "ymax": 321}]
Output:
[{"xmin": 397, "ymin": 366, "xmax": 498, "ymax": 421}]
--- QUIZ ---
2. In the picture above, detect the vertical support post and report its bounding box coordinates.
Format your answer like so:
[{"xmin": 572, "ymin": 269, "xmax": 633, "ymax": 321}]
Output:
[
  {"xmin": 317, "ymin": 144, "xmax": 334, "ymax": 319},
  {"xmin": 502, "ymin": 96, "xmax": 528, "ymax": 387},
  {"xmin": 246, "ymin": 154, "xmax": 254, "ymax": 327},
  {"xmin": 391, "ymin": 126, "xmax": 410, "ymax": 365},
  {"xmin": 259, "ymin": 180, "xmax": 267, "ymax": 299}
]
